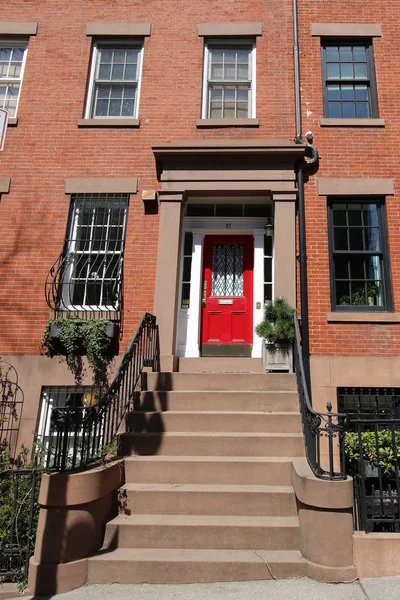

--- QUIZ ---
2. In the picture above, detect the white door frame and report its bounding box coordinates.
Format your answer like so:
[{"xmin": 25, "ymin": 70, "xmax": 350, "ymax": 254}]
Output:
[{"xmin": 176, "ymin": 217, "xmax": 270, "ymax": 358}]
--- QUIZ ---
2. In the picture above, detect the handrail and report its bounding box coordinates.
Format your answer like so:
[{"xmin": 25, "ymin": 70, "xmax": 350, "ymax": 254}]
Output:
[
  {"xmin": 293, "ymin": 313, "xmax": 347, "ymax": 480},
  {"xmin": 44, "ymin": 312, "xmax": 159, "ymax": 471}
]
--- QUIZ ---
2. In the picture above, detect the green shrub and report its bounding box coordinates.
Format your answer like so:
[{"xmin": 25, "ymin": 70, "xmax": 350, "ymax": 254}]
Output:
[
  {"xmin": 344, "ymin": 430, "xmax": 400, "ymax": 476},
  {"xmin": 255, "ymin": 297, "xmax": 295, "ymax": 343},
  {"xmin": 41, "ymin": 316, "xmax": 115, "ymax": 385}
]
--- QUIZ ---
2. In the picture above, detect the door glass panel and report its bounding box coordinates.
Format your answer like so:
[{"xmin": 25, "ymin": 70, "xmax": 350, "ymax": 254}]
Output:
[{"xmin": 212, "ymin": 244, "xmax": 244, "ymax": 296}]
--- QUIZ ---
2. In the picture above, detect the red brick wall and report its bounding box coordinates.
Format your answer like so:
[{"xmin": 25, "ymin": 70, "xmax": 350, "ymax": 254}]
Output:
[
  {"xmin": 0, "ymin": 0, "xmax": 296, "ymax": 354},
  {"xmin": 299, "ymin": 1, "xmax": 400, "ymax": 356}
]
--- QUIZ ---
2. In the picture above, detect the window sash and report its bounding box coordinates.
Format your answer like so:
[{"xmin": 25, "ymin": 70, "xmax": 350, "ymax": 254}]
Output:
[
  {"xmin": 328, "ymin": 200, "xmax": 391, "ymax": 311},
  {"xmin": 322, "ymin": 41, "xmax": 377, "ymax": 118},
  {"xmin": 61, "ymin": 194, "xmax": 128, "ymax": 311},
  {"xmin": 0, "ymin": 41, "xmax": 28, "ymax": 117},
  {"xmin": 86, "ymin": 42, "xmax": 143, "ymax": 119},
  {"xmin": 202, "ymin": 42, "xmax": 255, "ymax": 119}
]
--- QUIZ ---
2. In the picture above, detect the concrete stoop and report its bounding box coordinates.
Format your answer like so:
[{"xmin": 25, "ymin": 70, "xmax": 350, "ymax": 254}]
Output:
[{"xmin": 88, "ymin": 370, "xmax": 307, "ymax": 584}]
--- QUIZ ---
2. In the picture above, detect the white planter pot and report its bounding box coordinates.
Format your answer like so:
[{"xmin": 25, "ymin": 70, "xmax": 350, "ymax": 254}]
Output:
[{"xmin": 262, "ymin": 342, "xmax": 293, "ymax": 372}]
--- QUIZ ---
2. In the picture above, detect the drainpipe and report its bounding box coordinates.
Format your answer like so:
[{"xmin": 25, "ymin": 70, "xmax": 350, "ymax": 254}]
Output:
[{"xmin": 292, "ymin": 0, "xmax": 319, "ymax": 395}]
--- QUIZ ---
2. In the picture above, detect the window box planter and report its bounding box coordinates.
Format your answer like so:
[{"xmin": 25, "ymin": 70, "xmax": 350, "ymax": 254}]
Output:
[
  {"xmin": 49, "ymin": 321, "xmax": 118, "ymax": 345},
  {"xmin": 262, "ymin": 341, "xmax": 293, "ymax": 372}
]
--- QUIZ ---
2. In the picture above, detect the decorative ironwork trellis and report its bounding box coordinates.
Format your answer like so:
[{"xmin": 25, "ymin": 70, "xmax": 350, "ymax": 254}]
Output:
[{"xmin": 0, "ymin": 360, "xmax": 24, "ymax": 464}]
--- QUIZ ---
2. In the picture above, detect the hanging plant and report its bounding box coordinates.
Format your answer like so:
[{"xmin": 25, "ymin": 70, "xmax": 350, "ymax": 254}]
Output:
[{"xmin": 41, "ymin": 316, "xmax": 117, "ymax": 385}]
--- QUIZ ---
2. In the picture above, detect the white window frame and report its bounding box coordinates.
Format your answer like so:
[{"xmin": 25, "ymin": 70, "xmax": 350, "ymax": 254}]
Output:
[
  {"xmin": 0, "ymin": 39, "xmax": 28, "ymax": 118},
  {"xmin": 61, "ymin": 195, "xmax": 129, "ymax": 312},
  {"xmin": 201, "ymin": 39, "xmax": 256, "ymax": 119},
  {"xmin": 84, "ymin": 40, "xmax": 144, "ymax": 119}
]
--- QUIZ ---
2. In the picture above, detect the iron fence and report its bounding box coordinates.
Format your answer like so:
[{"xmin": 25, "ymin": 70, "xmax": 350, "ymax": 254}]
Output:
[
  {"xmin": 0, "ymin": 361, "xmax": 24, "ymax": 464},
  {"xmin": 43, "ymin": 312, "xmax": 159, "ymax": 471},
  {"xmin": 0, "ymin": 468, "xmax": 42, "ymax": 580},
  {"xmin": 339, "ymin": 387, "xmax": 400, "ymax": 532},
  {"xmin": 293, "ymin": 314, "xmax": 347, "ymax": 480}
]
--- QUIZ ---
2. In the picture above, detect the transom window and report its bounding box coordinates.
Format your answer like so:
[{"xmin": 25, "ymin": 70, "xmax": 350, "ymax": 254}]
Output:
[
  {"xmin": 0, "ymin": 41, "xmax": 28, "ymax": 117},
  {"xmin": 61, "ymin": 194, "xmax": 129, "ymax": 311},
  {"xmin": 202, "ymin": 42, "xmax": 255, "ymax": 119},
  {"xmin": 322, "ymin": 41, "xmax": 377, "ymax": 118},
  {"xmin": 328, "ymin": 199, "xmax": 391, "ymax": 311},
  {"xmin": 86, "ymin": 43, "xmax": 143, "ymax": 118}
]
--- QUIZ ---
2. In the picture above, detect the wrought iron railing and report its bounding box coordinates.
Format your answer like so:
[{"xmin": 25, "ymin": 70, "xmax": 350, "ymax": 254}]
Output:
[
  {"xmin": 0, "ymin": 360, "xmax": 24, "ymax": 464},
  {"xmin": 0, "ymin": 468, "xmax": 41, "ymax": 581},
  {"xmin": 293, "ymin": 314, "xmax": 347, "ymax": 480},
  {"xmin": 43, "ymin": 312, "xmax": 159, "ymax": 471},
  {"xmin": 340, "ymin": 387, "xmax": 400, "ymax": 532}
]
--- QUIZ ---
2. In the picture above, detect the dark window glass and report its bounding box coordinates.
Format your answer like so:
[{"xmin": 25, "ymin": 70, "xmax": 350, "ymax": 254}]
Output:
[
  {"xmin": 329, "ymin": 199, "xmax": 391, "ymax": 311},
  {"xmin": 215, "ymin": 204, "xmax": 243, "ymax": 217},
  {"xmin": 186, "ymin": 204, "xmax": 214, "ymax": 216},
  {"xmin": 181, "ymin": 232, "xmax": 193, "ymax": 308},
  {"xmin": 322, "ymin": 42, "xmax": 378, "ymax": 118}
]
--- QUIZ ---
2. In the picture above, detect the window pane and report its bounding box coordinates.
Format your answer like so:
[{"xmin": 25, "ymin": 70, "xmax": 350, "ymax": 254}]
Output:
[
  {"xmin": 125, "ymin": 64, "xmax": 137, "ymax": 80},
  {"xmin": 264, "ymin": 258, "xmax": 272, "ymax": 281},
  {"xmin": 332, "ymin": 205, "xmax": 347, "ymax": 226},
  {"xmin": 111, "ymin": 64, "xmax": 124, "ymax": 79},
  {"xmin": 364, "ymin": 227, "xmax": 380, "ymax": 251},
  {"xmin": 215, "ymin": 204, "xmax": 242, "ymax": 217},
  {"xmin": 354, "ymin": 62, "xmax": 367, "ymax": 79},
  {"xmin": 186, "ymin": 204, "xmax": 214, "ymax": 216},
  {"xmin": 341, "ymin": 63, "xmax": 354, "ymax": 79},
  {"xmin": 327, "ymin": 102, "xmax": 341, "ymax": 118},
  {"xmin": 351, "ymin": 281, "xmax": 367, "ymax": 306},
  {"xmin": 363, "ymin": 204, "xmax": 378, "ymax": 227},
  {"xmin": 349, "ymin": 227, "xmax": 364, "ymax": 250},
  {"xmin": 353, "ymin": 46, "xmax": 367, "ymax": 62},
  {"xmin": 341, "ymin": 85, "xmax": 354, "ymax": 101},
  {"xmin": 348, "ymin": 204, "xmax": 362, "ymax": 225},
  {"xmin": 354, "ymin": 85, "xmax": 368, "ymax": 101},
  {"xmin": 342, "ymin": 102, "xmax": 356, "ymax": 118},
  {"xmin": 181, "ymin": 283, "xmax": 190, "ymax": 308},
  {"xmin": 109, "ymin": 99, "xmax": 121, "ymax": 116},
  {"xmin": 336, "ymin": 281, "xmax": 351, "ymax": 305},
  {"xmin": 113, "ymin": 50, "xmax": 125, "ymax": 64},
  {"xmin": 184, "ymin": 232, "xmax": 193, "ymax": 255},
  {"xmin": 339, "ymin": 46, "xmax": 353, "ymax": 62},
  {"xmin": 183, "ymin": 256, "xmax": 192, "ymax": 281},
  {"xmin": 326, "ymin": 46, "xmax": 339, "ymax": 61},
  {"xmin": 99, "ymin": 63, "xmax": 111, "ymax": 79},
  {"xmin": 367, "ymin": 255, "xmax": 382, "ymax": 281},
  {"xmin": 327, "ymin": 84, "xmax": 340, "ymax": 101},
  {"xmin": 356, "ymin": 102, "xmax": 369, "ymax": 118},
  {"xmin": 349, "ymin": 256, "xmax": 365, "ymax": 279},
  {"xmin": 211, "ymin": 63, "xmax": 223, "ymax": 79},
  {"xmin": 327, "ymin": 63, "xmax": 340, "ymax": 79},
  {"xmin": 335, "ymin": 256, "xmax": 349, "ymax": 279},
  {"xmin": 264, "ymin": 283, "xmax": 272, "ymax": 303},
  {"xmin": 0, "ymin": 47, "xmax": 11, "ymax": 62},
  {"xmin": 334, "ymin": 227, "xmax": 348, "ymax": 250},
  {"xmin": 264, "ymin": 235, "xmax": 273, "ymax": 256},
  {"xmin": 122, "ymin": 99, "xmax": 135, "ymax": 116}
]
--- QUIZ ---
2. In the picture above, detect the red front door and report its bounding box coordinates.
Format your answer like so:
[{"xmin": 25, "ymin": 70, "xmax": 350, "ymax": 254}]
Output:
[{"xmin": 200, "ymin": 235, "xmax": 253, "ymax": 355}]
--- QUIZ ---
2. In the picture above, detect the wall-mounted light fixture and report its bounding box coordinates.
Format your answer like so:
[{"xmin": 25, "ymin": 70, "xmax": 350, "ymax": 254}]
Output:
[{"xmin": 264, "ymin": 217, "xmax": 274, "ymax": 237}]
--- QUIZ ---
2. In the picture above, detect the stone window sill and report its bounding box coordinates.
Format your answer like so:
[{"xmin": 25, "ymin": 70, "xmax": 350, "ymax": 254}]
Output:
[
  {"xmin": 196, "ymin": 118, "xmax": 259, "ymax": 129},
  {"xmin": 77, "ymin": 118, "xmax": 140, "ymax": 128},
  {"xmin": 319, "ymin": 118, "xmax": 385, "ymax": 128},
  {"xmin": 8, "ymin": 117, "xmax": 18, "ymax": 126},
  {"xmin": 327, "ymin": 312, "xmax": 400, "ymax": 323}
]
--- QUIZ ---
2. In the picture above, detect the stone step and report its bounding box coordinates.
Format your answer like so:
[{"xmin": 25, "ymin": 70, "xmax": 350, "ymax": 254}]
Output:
[
  {"xmin": 103, "ymin": 514, "xmax": 300, "ymax": 551},
  {"xmin": 124, "ymin": 456, "xmax": 296, "ymax": 486},
  {"xmin": 88, "ymin": 548, "xmax": 306, "ymax": 584},
  {"xmin": 144, "ymin": 372, "xmax": 297, "ymax": 392},
  {"xmin": 119, "ymin": 431, "xmax": 305, "ymax": 457},
  {"xmin": 139, "ymin": 390, "xmax": 299, "ymax": 412},
  {"xmin": 178, "ymin": 357, "xmax": 264, "ymax": 373},
  {"xmin": 127, "ymin": 411, "xmax": 302, "ymax": 433},
  {"xmin": 119, "ymin": 483, "xmax": 297, "ymax": 516}
]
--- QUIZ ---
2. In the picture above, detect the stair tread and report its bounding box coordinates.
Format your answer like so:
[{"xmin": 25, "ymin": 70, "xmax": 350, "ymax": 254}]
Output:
[
  {"xmin": 124, "ymin": 432, "xmax": 303, "ymax": 438},
  {"xmin": 125, "ymin": 455, "xmax": 298, "ymax": 462},
  {"xmin": 121, "ymin": 483, "xmax": 294, "ymax": 493},
  {"xmin": 109, "ymin": 514, "xmax": 299, "ymax": 526},
  {"xmin": 133, "ymin": 410, "xmax": 300, "ymax": 415},
  {"xmin": 90, "ymin": 548, "xmax": 305, "ymax": 563}
]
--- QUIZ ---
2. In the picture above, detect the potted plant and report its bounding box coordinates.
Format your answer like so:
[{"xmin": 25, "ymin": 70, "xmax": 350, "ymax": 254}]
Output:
[
  {"xmin": 255, "ymin": 297, "xmax": 295, "ymax": 372},
  {"xmin": 41, "ymin": 315, "xmax": 118, "ymax": 385},
  {"xmin": 344, "ymin": 430, "xmax": 400, "ymax": 478}
]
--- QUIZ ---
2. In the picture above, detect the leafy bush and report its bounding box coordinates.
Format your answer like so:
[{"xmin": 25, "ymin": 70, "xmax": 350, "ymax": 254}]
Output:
[
  {"xmin": 344, "ymin": 430, "xmax": 400, "ymax": 476},
  {"xmin": 0, "ymin": 444, "xmax": 43, "ymax": 583},
  {"xmin": 41, "ymin": 316, "xmax": 115, "ymax": 385},
  {"xmin": 255, "ymin": 297, "xmax": 295, "ymax": 343}
]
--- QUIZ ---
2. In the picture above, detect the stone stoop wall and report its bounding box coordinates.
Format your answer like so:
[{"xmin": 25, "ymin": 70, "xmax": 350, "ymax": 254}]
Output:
[
  {"xmin": 291, "ymin": 459, "xmax": 356, "ymax": 582},
  {"xmin": 28, "ymin": 460, "xmax": 124, "ymax": 597},
  {"xmin": 0, "ymin": 0, "xmax": 296, "ymax": 358},
  {"xmin": 354, "ymin": 532, "xmax": 400, "ymax": 578},
  {"xmin": 298, "ymin": 0, "xmax": 400, "ymax": 361}
]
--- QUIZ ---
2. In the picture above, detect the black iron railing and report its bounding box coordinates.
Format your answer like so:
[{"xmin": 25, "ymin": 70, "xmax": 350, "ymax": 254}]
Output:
[
  {"xmin": 340, "ymin": 387, "xmax": 400, "ymax": 532},
  {"xmin": 43, "ymin": 312, "xmax": 159, "ymax": 471},
  {"xmin": 0, "ymin": 468, "xmax": 41, "ymax": 580},
  {"xmin": 0, "ymin": 361, "xmax": 24, "ymax": 464},
  {"xmin": 293, "ymin": 314, "xmax": 347, "ymax": 480}
]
